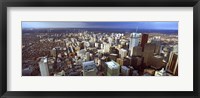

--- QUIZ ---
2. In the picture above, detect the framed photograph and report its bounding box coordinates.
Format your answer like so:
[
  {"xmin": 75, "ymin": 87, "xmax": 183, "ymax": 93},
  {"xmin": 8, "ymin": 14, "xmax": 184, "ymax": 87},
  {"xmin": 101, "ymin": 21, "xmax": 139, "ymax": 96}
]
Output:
[{"xmin": 0, "ymin": 0, "xmax": 199, "ymax": 98}]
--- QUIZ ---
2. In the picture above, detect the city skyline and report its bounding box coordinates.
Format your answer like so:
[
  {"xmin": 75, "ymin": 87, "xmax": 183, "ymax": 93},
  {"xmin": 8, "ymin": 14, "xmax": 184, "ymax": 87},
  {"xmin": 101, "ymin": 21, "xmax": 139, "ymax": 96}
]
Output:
[
  {"xmin": 22, "ymin": 21, "xmax": 178, "ymax": 76},
  {"xmin": 22, "ymin": 22, "xmax": 178, "ymax": 30}
]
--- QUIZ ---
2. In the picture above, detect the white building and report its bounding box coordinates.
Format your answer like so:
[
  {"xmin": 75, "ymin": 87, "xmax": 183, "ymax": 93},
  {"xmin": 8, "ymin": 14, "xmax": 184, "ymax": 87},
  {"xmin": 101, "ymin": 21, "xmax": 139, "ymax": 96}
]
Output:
[
  {"xmin": 38, "ymin": 57, "xmax": 49, "ymax": 76},
  {"xmin": 108, "ymin": 37, "xmax": 113, "ymax": 45},
  {"xmin": 101, "ymin": 44, "xmax": 104, "ymax": 49},
  {"xmin": 77, "ymin": 49, "xmax": 86, "ymax": 58},
  {"xmin": 103, "ymin": 43, "xmax": 110, "ymax": 53},
  {"xmin": 85, "ymin": 52, "xmax": 90, "ymax": 61},
  {"xmin": 82, "ymin": 61, "xmax": 97, "ymax": 76},
  {"xmin": 172, "ymin": 45, "xmax": 178, "ymax": 53},
  {"xmin": 105, "ymin": 60, "xmax": 120, "ymax": 76},
  {"xmin": 84, "ymin": 41, "xmax": 90, "ymax": 48},
  {"xmin": 95, "ymin": 43, "xmax": 99, "ymax": 48},
  {"xmin": 119, "ymin": 49, "xmax": 128, "ymax": 59},
  {"xmin": 129, "ymin": 33, "xmax": 141, "ymax": 55}
]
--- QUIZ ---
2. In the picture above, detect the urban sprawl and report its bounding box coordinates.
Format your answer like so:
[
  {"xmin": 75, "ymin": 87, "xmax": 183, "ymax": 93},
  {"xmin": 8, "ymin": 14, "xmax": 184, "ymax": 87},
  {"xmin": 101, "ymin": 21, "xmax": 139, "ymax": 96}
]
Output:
[{"xmin": 22, "ymin": 29, "xmax": 178, "ymax": 76}]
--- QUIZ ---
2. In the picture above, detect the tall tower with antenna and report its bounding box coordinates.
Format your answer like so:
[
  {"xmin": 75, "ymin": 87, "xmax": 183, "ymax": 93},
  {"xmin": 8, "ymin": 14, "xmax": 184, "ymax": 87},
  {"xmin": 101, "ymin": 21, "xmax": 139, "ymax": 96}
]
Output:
[{"xmin": 129, "ymin": 27, "xmax": 141, "ymax": 56}]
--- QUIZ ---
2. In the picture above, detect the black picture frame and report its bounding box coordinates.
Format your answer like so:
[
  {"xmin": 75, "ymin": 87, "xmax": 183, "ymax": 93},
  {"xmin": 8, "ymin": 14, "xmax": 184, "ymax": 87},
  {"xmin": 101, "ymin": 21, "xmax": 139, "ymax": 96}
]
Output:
[{"xmin": 0, "ymin": 0, "xmax": 199, "ymax": 98}]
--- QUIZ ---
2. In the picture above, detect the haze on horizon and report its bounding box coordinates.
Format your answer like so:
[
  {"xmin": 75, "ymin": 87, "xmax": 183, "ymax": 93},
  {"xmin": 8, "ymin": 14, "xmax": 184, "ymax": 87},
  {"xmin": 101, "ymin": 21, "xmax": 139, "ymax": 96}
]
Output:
[{"xmin": 22, "ymin": 21, "xmax": 178, "ymax": 31}]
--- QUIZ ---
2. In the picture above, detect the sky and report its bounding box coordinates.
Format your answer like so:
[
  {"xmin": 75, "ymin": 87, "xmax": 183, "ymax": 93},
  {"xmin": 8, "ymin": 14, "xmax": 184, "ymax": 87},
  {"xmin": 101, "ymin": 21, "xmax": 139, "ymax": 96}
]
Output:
[{"xmin": 22, "ymin": 22, "xmax": 178, "ymax": 30}]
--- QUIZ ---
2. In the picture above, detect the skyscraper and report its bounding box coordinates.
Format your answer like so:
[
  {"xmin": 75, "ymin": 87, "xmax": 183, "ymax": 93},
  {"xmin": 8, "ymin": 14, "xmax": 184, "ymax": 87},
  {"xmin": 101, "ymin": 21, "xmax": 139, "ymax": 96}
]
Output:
[
  {"xmin": 143, "ymin": 43, "xmax": 156, "ymax": 66},
  {"xmin": 151, "ymin": 36, "xmax": 161, "ymax": 54},
  {"xmin": 132, "ymin": 46, "xmax": 143, "ymax": 56},
  {"xmin": 141, "ymin": 34, "xmax": 148, "ymax": 51},
  {"xmin": 166, "ymin": 52, "xmax": 178, "ymax": 76},
  {"xmin": 38, "ymin": 57, "xmax": 49, "ymax": 76},
  {"xmin": 129, "ymin": 33, "xmax": 141, "ymax": 56}
]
